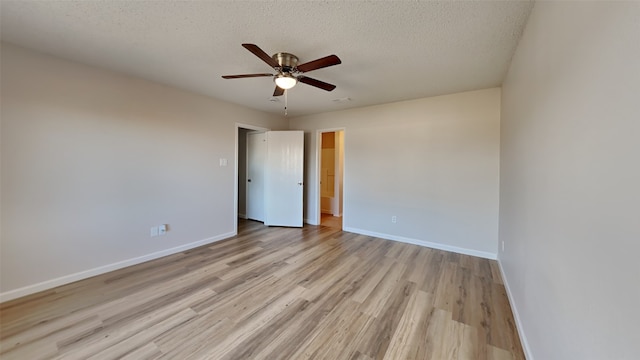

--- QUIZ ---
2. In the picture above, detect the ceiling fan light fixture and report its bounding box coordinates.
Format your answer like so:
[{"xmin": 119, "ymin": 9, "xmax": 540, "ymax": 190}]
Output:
[{"xmin": 275, "ymin": 74, "xmax": 297, "ymax": 90}]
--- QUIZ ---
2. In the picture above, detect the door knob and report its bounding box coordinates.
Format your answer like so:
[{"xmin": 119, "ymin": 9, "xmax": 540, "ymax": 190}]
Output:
[{"xmin": 248, "ymin": 179, "xmax": 252, "ymax": 182}]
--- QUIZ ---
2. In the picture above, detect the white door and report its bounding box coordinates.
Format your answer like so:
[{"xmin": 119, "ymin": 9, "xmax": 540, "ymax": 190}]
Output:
[
  {"xmin": 246, "ymin": 132, "xmax": 266, "ymax": 222},
  {"xmin": 264, "ymin": 131, "xmax": 304, "ymax": 227}
]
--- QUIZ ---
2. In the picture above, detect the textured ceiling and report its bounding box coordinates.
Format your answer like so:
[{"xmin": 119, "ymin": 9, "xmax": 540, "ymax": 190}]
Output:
[{"xmin": 0, "ymin": 1, "xmax": 533, "ymax": 117}]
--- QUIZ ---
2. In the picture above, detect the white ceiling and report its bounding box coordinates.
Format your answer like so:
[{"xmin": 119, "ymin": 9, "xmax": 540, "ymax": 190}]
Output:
[{"xmin": 0, "ymin": 1, "xmax": 533, "ymax": 117}]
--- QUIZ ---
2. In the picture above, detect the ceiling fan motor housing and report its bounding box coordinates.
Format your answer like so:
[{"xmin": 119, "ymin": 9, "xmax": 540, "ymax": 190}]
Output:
[{"xmin": 273, "ymin": 52, "xmax": 299, "ymax": 73}]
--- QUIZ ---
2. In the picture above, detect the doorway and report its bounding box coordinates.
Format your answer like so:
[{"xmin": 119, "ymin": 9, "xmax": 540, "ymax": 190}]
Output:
[
  {"xmin": 235, "ymin": 124, "xmax": 269, "ymax": 232},
  {"xmin": 318, "ymin": 129, "xmax": 344, "ymax": 229},
  {"xmin": 236, "ymin": 125, "xmax": 304, "ymax": 231}
]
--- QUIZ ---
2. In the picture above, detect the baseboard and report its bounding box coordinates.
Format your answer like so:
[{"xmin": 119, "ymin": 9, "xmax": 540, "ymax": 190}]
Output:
[
  {"xmin": 0, "ymin": 231, "xmax": 236, "ymax": 303},
  {"xmin": 497, "ymin": 259, "xmax": 534, "ymax": 360},
  {"xmin": 304, "ymin": 217, "xmax": 319, "ymax": 226},
  {"xmin": 342, "ymin": 227, "xmax": 497, "ymax": 260}
]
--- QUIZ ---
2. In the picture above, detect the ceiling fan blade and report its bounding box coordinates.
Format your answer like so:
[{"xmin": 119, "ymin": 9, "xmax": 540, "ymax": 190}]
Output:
[
  {"xmin": 296, "ymin": 55, "xmax": 341, "ymax": 73},
  {"xmin": 222, "ymin": 73, "xmax": 273, "ymax": 79},
  {"xmin": 242, "ymin": 43, "xmax": 279, "ymax": 68},
  {"xmin": 273, "ymin": 86, "xmax": 285, "ymax": 97},
  {"xmin": 298, "ymin": 76, "xmax": 336, "ymax": 92}
]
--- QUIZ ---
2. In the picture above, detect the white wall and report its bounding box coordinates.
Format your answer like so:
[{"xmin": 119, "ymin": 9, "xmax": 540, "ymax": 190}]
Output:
[
  {"xmin": 499, "ymin": 2, "xmax": 640, "ymax": 359},
  {"xmin": 292, "ymin": 88, "xmax": 501, "ymax": 258},
  {"xmin": 0, "ymin": 43, "xmax": 287, "ymax": 300}
]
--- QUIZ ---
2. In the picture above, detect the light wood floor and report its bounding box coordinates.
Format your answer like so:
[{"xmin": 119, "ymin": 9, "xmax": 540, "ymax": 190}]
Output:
[
  {"xmin": 321, "ymin": 213, "xmax": 342, "ymax": 229},
  {"xmin": 0, "ymin": 220, "xmax": 524, "ymax": 360}
]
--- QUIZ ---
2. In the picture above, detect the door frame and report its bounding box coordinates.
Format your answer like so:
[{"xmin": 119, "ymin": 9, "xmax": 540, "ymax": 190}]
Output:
[
  {"xmin": 315, "ymin": 128, "xmax": 346, "ymax": 226},
  {"xmin": 246, "ymin": 131, "xmax": 267, "ymax": 222},
  {"xmin": 235, "ymin": 123, "xmax": 270, "ymax": 233}
]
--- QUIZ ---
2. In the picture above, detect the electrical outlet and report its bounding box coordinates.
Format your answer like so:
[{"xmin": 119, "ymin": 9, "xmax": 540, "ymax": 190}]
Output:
[
  {"xmin": 158, "ymin": 224, "xmax": 167, "ymax": 236},
  {"xmin": 150, "ymin": 226, "xmax": 158, "ymax": 237},
  {"xmin": 391, "ymin": 216, "xmax": 397, "ymax": 223}
]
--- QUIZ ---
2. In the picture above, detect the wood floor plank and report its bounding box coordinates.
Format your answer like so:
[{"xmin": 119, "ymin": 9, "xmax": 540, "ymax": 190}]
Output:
[
  {"xmin": 218, "ymin": 298, "xmax": 311, "ymax": 360},
  {"xmin": 154, "ymin": 316, "xmax": 234, "ymax": 359},
  {"xmin": 0, "ymin": 219, "xmax": 525, "ymax": 359},
  {"xmin": 286, "ymin": 299, "xmax": 363, "ymax": 359},
  {"xmin": 359, "ymin": 261, "xmax": 408, "ymax": 317},
  {"xmin": 422, "ymin": 307, "xmax": 453, "ymax": 359},
  {"xmin": 352, "ymin": 257, "xmax": 395, "ymax": 304},
  {"xmin": 119, "ymin": 342, "xmax": 162, "ymax": 360},
  {"xmin": 433, "ymin": 261, "xmax": 460, "ymax": 312},
  {"xmin": 53, "ymin": 289, "xmax": 210, "ymax": 359},
  {"xmin": 0, "ymin": 312, "xmax": 101, "ymax": 355},
  {"xmin": 356, "ymin": 281, "xmax": 416, "ymax": 359},
  {"xmin": 195, "ymin": 285, "xmax": 307, "ymax": 360},
  {"xmin": 383, "ymin": 289, "xmax": 432, "ymax": 360},
  {"xmin": 85, "ymin": 308, "xmax": 197, "ymax": 360},
  {"xmin": 487, "ymin": 345, "xmax": 516, "ymax": 360}
]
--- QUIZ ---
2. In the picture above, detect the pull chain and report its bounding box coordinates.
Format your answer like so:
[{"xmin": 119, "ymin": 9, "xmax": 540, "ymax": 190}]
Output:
[{"xmin": 284, "ymin": 90, "xmax": 288, "ymax": 117}]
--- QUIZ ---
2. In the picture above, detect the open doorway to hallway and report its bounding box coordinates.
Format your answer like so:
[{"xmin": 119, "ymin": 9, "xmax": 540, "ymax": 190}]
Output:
[{"xmin": 318, "ymin": 130, "xmax": 344, "ymax": 229}]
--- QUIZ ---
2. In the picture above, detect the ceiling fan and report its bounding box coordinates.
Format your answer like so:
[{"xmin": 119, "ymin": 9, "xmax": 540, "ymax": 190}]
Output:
[{"xmin": 222, "ymin": 44, "xmax": 342, "ymax": 97}]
